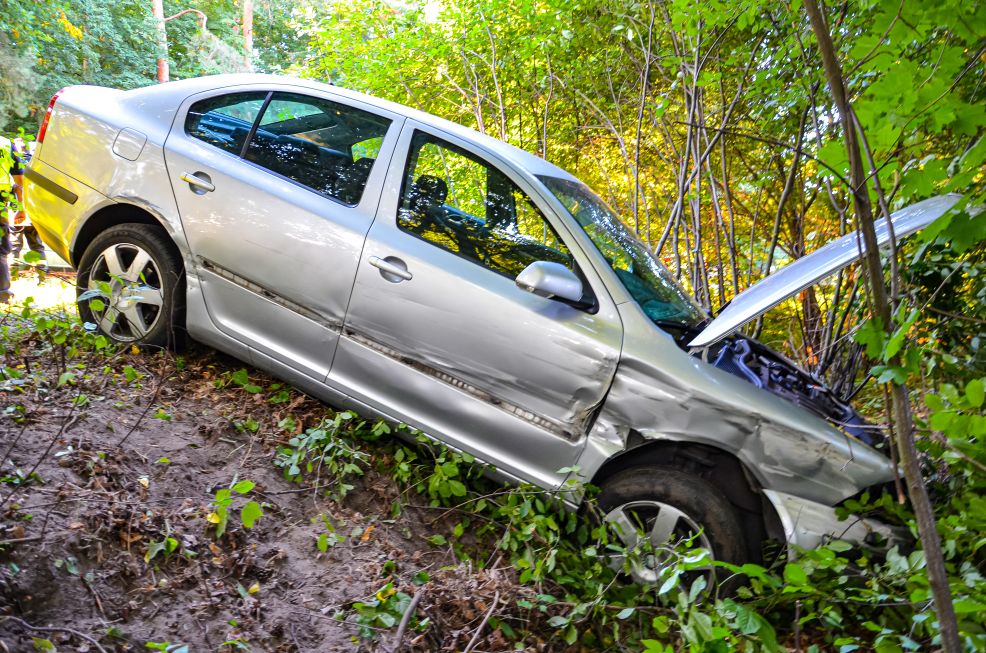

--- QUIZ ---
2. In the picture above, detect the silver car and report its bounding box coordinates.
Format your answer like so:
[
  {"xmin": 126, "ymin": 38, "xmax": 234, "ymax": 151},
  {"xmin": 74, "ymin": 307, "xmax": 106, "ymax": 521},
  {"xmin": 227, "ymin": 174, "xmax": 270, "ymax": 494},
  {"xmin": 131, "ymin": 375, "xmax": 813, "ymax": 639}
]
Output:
[{"xmin": 24, "ymin": 73, "xmax": 955, "ymax": 575}]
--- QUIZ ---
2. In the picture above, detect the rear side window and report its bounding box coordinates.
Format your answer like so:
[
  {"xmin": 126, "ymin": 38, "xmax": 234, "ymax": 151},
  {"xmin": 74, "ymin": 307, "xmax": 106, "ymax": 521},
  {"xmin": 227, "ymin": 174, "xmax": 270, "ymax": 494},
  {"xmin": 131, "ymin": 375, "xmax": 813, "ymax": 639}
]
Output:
[
  {"xmin": 244, "ymin": 92, "xmax": 392, "ymax": 205},
  {"xmin": 186, "ymin": 92, "xmax": 267, "ymax": 156}
]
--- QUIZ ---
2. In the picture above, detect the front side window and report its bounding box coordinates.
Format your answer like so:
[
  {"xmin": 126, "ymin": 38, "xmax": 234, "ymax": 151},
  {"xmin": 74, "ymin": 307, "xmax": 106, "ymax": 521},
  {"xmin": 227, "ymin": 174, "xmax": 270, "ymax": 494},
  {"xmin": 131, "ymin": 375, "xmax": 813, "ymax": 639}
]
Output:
[
  {"xmin": 186, "ymin": 92, "xmax": 267, "ymax": 156},
  {"xmin": 397, "ymin": 132, "xmax": 573, "ymax": 279},
  {"xmin": 539, "ymin": 175, "xmax": 705, "ymax": 325},
  {"xmin": 244, "ymin": 92, "xmax": 392, "ymax": 205}
]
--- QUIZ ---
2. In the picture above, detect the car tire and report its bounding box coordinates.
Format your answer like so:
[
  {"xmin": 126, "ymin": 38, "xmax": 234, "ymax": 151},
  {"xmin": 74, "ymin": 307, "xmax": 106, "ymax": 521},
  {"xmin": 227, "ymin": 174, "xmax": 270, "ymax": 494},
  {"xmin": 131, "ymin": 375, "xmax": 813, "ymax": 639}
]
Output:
[
  {"xmin": 596, "ymin": 466, "xmax": 749, "ymax": 584},
  {"xmin": 77, "ymin": 223, "xmax": 184, "ymax": 349}
]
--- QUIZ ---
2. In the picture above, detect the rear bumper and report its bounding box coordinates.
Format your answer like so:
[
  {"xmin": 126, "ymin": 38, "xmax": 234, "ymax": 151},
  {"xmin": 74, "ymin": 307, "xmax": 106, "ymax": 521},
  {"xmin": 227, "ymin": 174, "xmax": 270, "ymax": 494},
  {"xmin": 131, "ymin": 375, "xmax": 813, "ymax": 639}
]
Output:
[
  {"xmin": 24, "ymin": 159, "xmax": 109, "ymax": 266},
  {"xmin": 764, "ymin": 489, "xmax": 910, "ymax": 552}
]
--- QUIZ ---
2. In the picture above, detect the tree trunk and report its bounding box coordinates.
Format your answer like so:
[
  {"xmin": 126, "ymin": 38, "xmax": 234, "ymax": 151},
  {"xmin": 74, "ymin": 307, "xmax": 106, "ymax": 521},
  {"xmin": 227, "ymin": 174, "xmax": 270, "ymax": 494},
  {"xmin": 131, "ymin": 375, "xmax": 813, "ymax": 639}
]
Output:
[
  {"xmin": 243, "ymin": 0, "xmax": 254, "ymax": 72},
  {"xmin": 802, "ymin": 1, "xmax": 961, "ymax": 651},
  {"xmin": 152, "ymin": 0, "xmax": 169, "ymax": 83}
]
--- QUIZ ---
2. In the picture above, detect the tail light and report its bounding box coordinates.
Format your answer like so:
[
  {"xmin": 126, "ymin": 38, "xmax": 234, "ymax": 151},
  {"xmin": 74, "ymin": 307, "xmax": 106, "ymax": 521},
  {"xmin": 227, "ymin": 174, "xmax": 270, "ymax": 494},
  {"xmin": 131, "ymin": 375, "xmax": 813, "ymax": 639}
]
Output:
[{"xmin": 37, "ymin": 89, "xmax": 65, "ymax": 144}]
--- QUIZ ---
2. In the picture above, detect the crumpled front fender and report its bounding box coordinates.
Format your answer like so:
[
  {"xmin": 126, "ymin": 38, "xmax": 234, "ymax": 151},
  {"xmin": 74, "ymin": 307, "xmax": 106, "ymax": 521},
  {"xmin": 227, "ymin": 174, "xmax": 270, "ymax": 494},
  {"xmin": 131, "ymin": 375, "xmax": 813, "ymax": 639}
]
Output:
[{"xmin": 575, "ymin": 304, "xmax": 895, "ymax": 507}]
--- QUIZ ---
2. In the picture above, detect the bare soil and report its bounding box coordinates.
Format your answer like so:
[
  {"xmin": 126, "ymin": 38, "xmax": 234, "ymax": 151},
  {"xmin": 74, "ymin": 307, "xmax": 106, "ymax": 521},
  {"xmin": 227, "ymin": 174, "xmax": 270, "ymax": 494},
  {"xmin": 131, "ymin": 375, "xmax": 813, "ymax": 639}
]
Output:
[{"xmin": 0, "ymin": 270, "xmax": 547, "ymax": 652}]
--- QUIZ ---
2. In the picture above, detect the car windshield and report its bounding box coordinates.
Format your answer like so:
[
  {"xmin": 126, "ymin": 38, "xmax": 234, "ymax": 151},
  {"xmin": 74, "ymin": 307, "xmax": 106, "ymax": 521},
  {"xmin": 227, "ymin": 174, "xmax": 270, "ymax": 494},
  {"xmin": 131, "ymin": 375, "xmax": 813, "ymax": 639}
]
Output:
[{"xmin": 539, "ymin": 176, "xmax": 705, "ymax": 326}]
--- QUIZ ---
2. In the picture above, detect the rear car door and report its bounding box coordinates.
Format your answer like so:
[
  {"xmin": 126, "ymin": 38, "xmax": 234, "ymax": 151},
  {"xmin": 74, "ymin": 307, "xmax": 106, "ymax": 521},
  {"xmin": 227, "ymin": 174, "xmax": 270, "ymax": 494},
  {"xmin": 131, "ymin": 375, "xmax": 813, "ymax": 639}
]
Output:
[
  {"xmin": 330, "ymin": 124, "xmax": 623, "ymax": 488},
  {"xmin": 164, "ymin": 86, "xmax": 403, "ymax": 379}
]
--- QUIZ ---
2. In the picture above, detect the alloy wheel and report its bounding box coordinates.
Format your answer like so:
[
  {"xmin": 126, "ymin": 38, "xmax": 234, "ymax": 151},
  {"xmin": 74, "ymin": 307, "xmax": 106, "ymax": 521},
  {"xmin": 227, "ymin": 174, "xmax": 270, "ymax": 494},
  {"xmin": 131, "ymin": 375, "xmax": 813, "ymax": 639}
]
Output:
[
  {"xmin": 604, "ymin": 499, "xmax": 714, "ymax": 585},
  {"xmin": 86, "ymin": 243, "xmax": 165, "ymax": 342}
]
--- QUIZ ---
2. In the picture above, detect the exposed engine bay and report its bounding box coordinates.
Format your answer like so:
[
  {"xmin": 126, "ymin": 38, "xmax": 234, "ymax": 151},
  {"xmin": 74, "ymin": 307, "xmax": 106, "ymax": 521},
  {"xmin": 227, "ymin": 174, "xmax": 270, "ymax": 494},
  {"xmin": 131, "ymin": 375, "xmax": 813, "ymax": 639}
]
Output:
[
  {"xmin": 707, "ymin": 336, "xmax": 883, "ymax": 447},
  {"xmin": 657, "ymin": 321, "xmax": 885, "ymax": 448}
]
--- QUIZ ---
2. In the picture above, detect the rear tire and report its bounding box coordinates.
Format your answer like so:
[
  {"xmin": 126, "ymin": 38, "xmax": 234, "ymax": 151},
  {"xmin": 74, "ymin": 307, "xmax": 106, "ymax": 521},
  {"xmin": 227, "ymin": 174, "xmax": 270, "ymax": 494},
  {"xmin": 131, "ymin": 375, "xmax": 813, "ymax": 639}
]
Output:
[
  {"xmin": 597, "ymin": 466, "xmax": 749, "ymax": 584},
  {"xmin": 77, "ymin": 223, "xmax": 184, "ymax": 349}
]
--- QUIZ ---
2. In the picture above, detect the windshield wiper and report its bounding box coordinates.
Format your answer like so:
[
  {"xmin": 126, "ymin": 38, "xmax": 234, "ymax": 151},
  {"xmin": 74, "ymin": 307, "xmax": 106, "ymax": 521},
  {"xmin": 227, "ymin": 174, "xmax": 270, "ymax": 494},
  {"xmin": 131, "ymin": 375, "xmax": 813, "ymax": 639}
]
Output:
[{"xmin": 652, "ymin": 318, "xmax": 707, "ymax": 334}]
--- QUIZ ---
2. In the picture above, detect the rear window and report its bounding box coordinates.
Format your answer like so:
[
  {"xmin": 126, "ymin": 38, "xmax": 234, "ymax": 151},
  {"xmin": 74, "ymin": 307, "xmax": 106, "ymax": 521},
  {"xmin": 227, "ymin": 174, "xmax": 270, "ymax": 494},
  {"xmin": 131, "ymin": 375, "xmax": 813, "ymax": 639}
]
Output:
[
  {"xmin": 185, "ymin": 92, "xmax": 268, "ymax": 156},
  {"xmin": 244, "ymin": 92, "xmax": 392, "ymax": 205}
]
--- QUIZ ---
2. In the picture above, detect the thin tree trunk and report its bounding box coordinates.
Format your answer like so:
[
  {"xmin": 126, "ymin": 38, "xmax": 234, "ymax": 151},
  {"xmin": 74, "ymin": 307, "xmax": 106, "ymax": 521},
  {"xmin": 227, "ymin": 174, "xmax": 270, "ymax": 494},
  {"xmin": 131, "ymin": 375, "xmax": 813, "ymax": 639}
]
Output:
[
  {"xmin": 633, "ymin": 1, "xmax": 657, "ymax": 234},
  {"xmin": 152, "ymin": 0, "xmax": 169, "ymax": 83},
  {"xmin": 803, "ymin": 2, "xmax": 961, "ymax": 651},
  {"xmin": 242, "ymin": 0, "xmax": 254, "ymax": 71},
  {"xmin": 716, "ymin": 81, "xmax": 740, "ymax": 296},
  {"xmin": 478, "ymin": 10, "xmax": 506, "ymax": 140}
]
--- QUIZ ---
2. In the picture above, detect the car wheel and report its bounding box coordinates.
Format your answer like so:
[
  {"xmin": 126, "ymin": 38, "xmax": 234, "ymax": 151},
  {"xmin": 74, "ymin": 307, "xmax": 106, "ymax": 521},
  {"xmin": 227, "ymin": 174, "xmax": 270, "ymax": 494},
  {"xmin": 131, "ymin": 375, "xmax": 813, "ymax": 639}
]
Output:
[
  {"xmin": 77, "ymin": 224, "xmax": 184, "ymax": 348},
  {"xmin": 597, "ymin": 466, "xmax": 749, "ymax": 585}
]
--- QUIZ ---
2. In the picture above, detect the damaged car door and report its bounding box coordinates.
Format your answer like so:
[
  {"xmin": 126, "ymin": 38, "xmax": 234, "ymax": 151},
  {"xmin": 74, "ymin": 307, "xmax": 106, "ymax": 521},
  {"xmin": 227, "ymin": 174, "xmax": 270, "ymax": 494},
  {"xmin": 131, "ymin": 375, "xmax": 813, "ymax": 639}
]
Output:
[
  {"xmin": 165, "ymin": 88, "xmax": 401, "ymax": 379},
  {"xmin": 330, "ymin": 124, "xmax": 623, "ymax": 489}
]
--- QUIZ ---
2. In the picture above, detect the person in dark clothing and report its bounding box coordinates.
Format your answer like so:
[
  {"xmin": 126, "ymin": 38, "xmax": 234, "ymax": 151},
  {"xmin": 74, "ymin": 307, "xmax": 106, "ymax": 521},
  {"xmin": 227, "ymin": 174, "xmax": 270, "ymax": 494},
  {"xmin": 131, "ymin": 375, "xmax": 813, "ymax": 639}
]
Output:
[
  {"xmin": 0, "ymin": 134, "xmax": 23, "ymax": 302},
  {"xmin": 8, "ymin": 138, "xmax": 45, "ymax": 268}
]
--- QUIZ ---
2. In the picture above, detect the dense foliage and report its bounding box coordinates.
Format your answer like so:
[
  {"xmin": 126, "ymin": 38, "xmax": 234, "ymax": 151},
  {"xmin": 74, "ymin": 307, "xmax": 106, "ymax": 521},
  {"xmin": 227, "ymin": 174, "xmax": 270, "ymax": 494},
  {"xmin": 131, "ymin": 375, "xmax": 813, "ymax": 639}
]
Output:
[
  {"xmin": 0, "ymin": 0, "xmax": 305, "ymax": 133},
  {"xmin": 298, "ymin": 0, "xmax": 984, "ymax": 379}
]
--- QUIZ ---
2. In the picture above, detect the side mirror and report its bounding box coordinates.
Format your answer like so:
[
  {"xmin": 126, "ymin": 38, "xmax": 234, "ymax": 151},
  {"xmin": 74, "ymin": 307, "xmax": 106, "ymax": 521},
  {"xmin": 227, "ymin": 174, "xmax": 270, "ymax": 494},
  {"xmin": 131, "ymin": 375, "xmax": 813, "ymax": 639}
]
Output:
[{"xmin": 515, "ymin": 261, "xmax": 584, "ymax": 303}]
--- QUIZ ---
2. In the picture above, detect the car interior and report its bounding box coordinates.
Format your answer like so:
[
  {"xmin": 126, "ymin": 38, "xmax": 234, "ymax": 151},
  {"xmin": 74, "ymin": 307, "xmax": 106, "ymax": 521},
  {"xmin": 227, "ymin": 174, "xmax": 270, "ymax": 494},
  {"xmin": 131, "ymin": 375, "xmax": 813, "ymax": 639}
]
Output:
[{"xmin": 188, "ymin": 95, "xmax": 390, "ymax": 206}]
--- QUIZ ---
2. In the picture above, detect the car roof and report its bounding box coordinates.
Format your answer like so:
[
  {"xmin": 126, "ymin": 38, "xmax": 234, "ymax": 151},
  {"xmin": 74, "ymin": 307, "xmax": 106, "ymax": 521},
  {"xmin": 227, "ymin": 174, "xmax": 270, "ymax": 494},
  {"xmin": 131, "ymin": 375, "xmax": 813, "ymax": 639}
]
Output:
[{"xmin": 126, "ymin": 73, "xmax": 578, "ymax": 182}]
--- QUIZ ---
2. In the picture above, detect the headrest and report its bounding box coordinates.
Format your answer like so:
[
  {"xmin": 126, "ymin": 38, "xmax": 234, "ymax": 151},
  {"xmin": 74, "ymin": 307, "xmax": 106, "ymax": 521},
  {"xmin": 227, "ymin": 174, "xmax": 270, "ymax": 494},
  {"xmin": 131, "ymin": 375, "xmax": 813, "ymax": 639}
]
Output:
[{"xmin": 413, "ymin": 175, "xmax": 448, "ymax": 204}]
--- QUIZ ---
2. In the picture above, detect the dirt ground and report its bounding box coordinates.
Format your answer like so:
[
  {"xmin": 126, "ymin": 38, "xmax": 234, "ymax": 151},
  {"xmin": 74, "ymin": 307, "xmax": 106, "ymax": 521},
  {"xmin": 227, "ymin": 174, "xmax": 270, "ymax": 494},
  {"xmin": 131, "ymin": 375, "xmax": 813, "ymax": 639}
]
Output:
[{"xmin": 0, "ymin": 268, "xmax": 545, "ymax": 653}]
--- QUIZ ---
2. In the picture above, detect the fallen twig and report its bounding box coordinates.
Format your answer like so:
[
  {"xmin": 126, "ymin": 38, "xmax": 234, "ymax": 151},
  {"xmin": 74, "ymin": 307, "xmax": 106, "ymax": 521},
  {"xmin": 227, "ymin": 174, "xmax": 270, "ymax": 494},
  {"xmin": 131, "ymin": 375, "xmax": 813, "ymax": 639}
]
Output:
[
  {"xmin": 116, "ymin": 362, "xmax": 168, "ymax": 447},
  {"xmin": 388, "ymin": 588, "xmax": 425, "ymax": 653},
  {"xmin": 463, "ymin": 590, "xmax": 500, "ymax": 653},
  {"xmin": 0, "ymin": 615, "xmax": 110, "ymax": 653},
  {"xmin": 0, "ymin": 354, "xmax": 95, "ymax": 511},
  {"xmin": 0, "ymin": 535, "xmax": 42, "ymax": 546}
]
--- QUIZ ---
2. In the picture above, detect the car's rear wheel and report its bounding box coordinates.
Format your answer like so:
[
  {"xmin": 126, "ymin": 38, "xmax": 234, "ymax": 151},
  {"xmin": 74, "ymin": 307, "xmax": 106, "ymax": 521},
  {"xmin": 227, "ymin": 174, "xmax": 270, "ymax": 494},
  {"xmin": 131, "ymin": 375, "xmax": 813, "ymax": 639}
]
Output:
[
  {"xmin": 597, "ymin": 466, "xmax": 749, "ymax": 585},
  {"xmin": 77, "ymin": 224, "xmax": 184, "ymax": 348}
]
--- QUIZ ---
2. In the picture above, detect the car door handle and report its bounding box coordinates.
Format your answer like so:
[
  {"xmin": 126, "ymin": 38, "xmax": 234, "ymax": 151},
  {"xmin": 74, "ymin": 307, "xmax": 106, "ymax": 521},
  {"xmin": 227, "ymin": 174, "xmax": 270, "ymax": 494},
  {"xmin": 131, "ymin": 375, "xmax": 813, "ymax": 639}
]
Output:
[
  {"xmin": 368, "ymin": 255, "xmax": 413, "ymax": 282},
  {"xmin": 180, "ymin": 171, "xmax": 215, "ymax": 193}
]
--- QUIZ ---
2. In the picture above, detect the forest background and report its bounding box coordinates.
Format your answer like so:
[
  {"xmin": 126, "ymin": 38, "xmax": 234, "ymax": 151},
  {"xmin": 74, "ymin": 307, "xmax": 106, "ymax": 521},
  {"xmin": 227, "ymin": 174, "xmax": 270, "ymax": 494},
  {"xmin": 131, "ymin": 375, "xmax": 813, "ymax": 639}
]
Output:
[{"xmin": 0, "ymin": 0, "xmax": 984, "ymax": 651}]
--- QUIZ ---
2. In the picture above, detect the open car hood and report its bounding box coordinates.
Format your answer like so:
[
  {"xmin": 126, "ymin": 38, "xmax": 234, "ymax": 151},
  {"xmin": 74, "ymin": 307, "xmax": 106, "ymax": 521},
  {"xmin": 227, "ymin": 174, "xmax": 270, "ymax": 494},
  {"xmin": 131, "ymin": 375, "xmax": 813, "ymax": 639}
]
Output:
[{"xmin": 688, "ymin": 194, "xmax": 962, "ymax": 349}]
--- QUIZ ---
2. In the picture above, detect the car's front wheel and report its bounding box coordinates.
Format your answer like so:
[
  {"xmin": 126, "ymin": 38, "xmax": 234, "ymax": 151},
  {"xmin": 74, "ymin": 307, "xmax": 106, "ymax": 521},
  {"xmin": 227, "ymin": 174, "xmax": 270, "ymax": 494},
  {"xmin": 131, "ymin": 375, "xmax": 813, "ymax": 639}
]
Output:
[
  {"xmin": 597, "ymin": 466, "xmax": 749, "ymax": 585},
  {"xmin": 77, "ymin": 223, "xmax": 184, "ymax": 348}
]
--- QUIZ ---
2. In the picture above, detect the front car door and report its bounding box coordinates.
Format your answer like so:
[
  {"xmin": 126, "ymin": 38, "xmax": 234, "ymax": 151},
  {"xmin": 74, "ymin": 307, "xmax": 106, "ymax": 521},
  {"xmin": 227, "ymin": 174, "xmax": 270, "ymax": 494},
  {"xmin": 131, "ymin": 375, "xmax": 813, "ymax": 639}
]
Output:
[
  {"xmin": 164, "ymin": 86, "xmax": 403, "ymax": 378},
  {"xmin": 331, "ymin": 123, "xmax": 623, "ymax": 489}
]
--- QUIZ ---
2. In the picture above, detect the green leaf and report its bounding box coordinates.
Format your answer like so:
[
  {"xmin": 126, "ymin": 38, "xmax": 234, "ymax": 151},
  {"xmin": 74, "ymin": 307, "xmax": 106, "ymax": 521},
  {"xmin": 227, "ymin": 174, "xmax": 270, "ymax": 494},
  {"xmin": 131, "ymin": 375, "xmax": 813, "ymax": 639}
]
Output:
[
  {"xmin": 240, "ymin": 501, "xmax": 263, "ymax": 529},
  {"xmin": 546, "ymin": 615, "xmax": 570, "ymax": 628},
  {"xmin": 853, "ymin": 318, "xmax": 886, "ymax": 358},
  {"xmin": 953, "ymin": 597, "xmax": 986, "ymax": 613},
  {"xmin": 784, "ymin": 562, "xmax": 809, "ymax": 586},
  {"xmin": 616, "ymin": 607, "xmax": 635, "ymax": 619},
  {"xmin": 232, "ymin": 480, "xmax": 255, "ymax": 494},
  {"xmin": 145, "ymin": 539, "xmax": 167, "ymax": 562},
  {"xmin": 924, "ymin": 394, "xmax": 945, "ymax": 412},
  {"xmin": 658, "ymin": 571, "xmax": 680, "ymax": 595},
  {"xmin": 966, "ymin": 379, "xmax": 985, "ymax": 408},
  {"xmin": 32, "ymin": 638, "xmax": 57, "ymax": 652},
  {"xmin": 426, "ymin": 534, "xmax": 446, "ymax": 546},
  {"xmin": 687, "ymin": 575, "xmax": 707, "ymax": 603},
  {"xmin": 734, "ymin": 603, "xmax": 760, "ymax": 635}
]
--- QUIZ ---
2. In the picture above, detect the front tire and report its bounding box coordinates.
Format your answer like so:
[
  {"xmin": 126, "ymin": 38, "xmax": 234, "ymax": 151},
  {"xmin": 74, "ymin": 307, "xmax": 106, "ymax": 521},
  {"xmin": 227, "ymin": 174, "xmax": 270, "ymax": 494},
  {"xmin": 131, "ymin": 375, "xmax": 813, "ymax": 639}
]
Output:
[
  {"xmin": 597, "ymin": 466, "xmax": 749, "ymax": 584},
  {"xmin": 77, "ymin": 223, "xmax": 184, "ymax": 349}
]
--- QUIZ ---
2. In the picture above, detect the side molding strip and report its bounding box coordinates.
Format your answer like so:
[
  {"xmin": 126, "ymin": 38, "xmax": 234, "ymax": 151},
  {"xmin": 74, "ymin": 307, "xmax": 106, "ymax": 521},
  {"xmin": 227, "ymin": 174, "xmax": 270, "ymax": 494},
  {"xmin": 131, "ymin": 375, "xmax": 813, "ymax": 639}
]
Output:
[
  {"xmin": 24, "ymin": 167, "xmax": 79, "ymax": 205},
  {"xmin": 199, "ymin": 258, "xmax": 342, "ymax": 331},
  {"xmin": 342, "ymin": 327, "xmax": 578, "ymax": 441}
]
